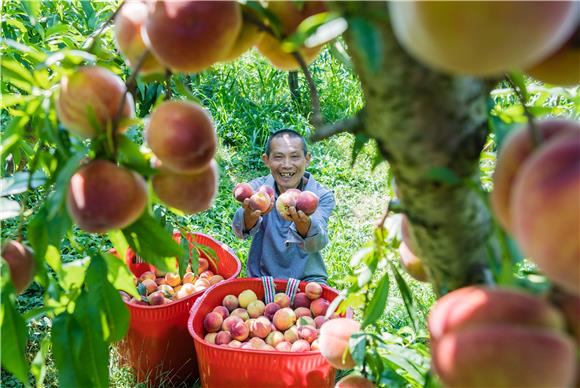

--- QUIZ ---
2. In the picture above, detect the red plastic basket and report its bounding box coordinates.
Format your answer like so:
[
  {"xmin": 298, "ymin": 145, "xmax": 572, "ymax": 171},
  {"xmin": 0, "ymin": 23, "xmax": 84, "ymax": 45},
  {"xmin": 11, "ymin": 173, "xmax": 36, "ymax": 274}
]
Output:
[
  {"xmin": 188, "ymin": 278, "xmax": 351, "ymax": 388},
  {"xmin": 117, "ymin": 233, "xmax": 241, "ymax": 386}
]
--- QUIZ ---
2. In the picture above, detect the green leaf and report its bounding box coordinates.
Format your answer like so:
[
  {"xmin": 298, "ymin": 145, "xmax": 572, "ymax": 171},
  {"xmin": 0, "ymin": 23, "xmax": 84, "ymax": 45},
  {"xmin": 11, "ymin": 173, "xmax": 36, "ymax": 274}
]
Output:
[
  {"xmin": 31, "ymin": 335, "xmax": 50, "ymax": 388},
  {"xmin": 102, "ymin": 252, "xmax": 139, "ymax": 298},
  {"xmin": 362, "ymin": 271, "xmax": 390, "ymax": 328},
  {"xmin": 507, "ymin": 71, "xmax": 529, "ymax": 102},
  {"xmin": 60, "ymin": 255, "xmax": 89, "ymax": 292},
  {"xmin": 489, "ymin": 111, "xmax": 519, "ymax": 152},
  {"xmin": 0, "ymin": 170, "xmax": 47, "ymax": 196},
  {"xmin": 1, "ymin": 276, "xmax": 29, "ymax": 384},
  {"xmin": 349, "ymin": 332, "xmax": 366, "ymax": 366},
  {"xmin": 47, "ymin": 153, "xmax": 85, "ymax": 219},
  {"xmin": 0, "ymin": 94, "xmax": 40, "ymax": 109},
  {"xmin": 348, "ymin": 17, "xmax": 383, "ymax": 75},
  {"xmin": 116, "ymin": 136, "xmax": 157, "ymax": 176},
  {"xmin": 107, "ymin": 230, "xmax": 129, "ymax": 263},
  {"xmin": 122, "ymin": 212, "xmax": 184, "ymax": 272},
  {"xmin": 423, "ymin": 167, "xmax": 461, "ymax": 185},
  {"xmin": 389, "ymin": 262, "xmax": 419, "ymax": 332},
  {"xmin": 174, "ymin": 74, "xmax": 202, "ymax": 104},
  {"xmin": 0, "ymin": 198, "xmax": 20, "ymax": 220},
  {"xmin": 351, "ymin": 133, "xmax": 370, "ymax": 168},
  {"xmin": 1, "ymin": 59, "xmax": 34, "ymax": 92},
  {"xmin": 86, "ymin": 255, "xmax": 130, "ymax": 343},
  {"xmin": 29, "ymin": 205, "xmax": 49, "ymax": 261}
]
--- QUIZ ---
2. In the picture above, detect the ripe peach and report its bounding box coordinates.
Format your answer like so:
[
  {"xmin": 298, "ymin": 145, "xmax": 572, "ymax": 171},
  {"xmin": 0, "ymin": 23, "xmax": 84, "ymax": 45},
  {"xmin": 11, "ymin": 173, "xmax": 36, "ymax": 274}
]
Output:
[
  {"xmin": 512, "ymin": 136, "xmax": 580, "ymax": 295},
  {"xmin": 57, "ymin": 66, "xmax": 134, "ymax": 138},
  {"xmin": 67, "ymin": 160, "xmax": 147, "ymax": 233},
  {"xmin": 296, "ymin": 191, "xmax": 319, "ymax": 215},
  {"xmin": 222, "ymin": 295, "xmax": 239, "ymax": 312},
  {"xmin": 389, "ymin": 2, "xmax": 579, "ymax": 76},
  {"xmin": 143, "ymin": 1, "xmax": 242, "ymax": 73},
  {"xmin": 148, "ymin": 290, "xmax": 166, "ymax": 306},
  {"xmin": 238, "ymin": 289, "xmax": 258, "ymax": 308},
  {"xmin": 256, "ymin": 1, "xmax": 326, "ymax": 71},
  {"xmin": 164, "ymin": 272, "xmax": 181, "ymax": 287},
  {"xmin": 212, "ymin": 306, "xmax": 230, "ymax": 320},
  {"xmin": 310, "ymin": 298, "xmax": 329, "ymax": 317},
  {"xmin": 194, "ymin": 278, "xmax": 211, "ymax": 289},
  {"xmin": 335, "ymin": 374, "xmax": 375, "ymax": 388},
  {"xmin": 429, "ymin": 286, "xmax": 576, "ymax": 387},
  {"xmin": 264, "ymin": 302, "xmax": 281, "ymax": 321},
  {"xmin": 275, "ymin": 189, "xmax": 301, "ymax": 221},
  {"xmin": 152, "ymin": 160, "xmax": 218, "ymax": 214},
  {"xmin": 114, "ymin": 1, "xmax": 164, "ymax": 75},
  {"xmin": 130, "ymin": 297, "xmax": 148, "ymax": 306},
  {"xmin": 319, "ymin": 318, "xmax": 360, "ymax": 370},
  {"xmin": 297, "ymin": 325, "xmax": 318, "ymax": 343},
  {"xmin": 275, "ymin": 341, "xmax": 292, "ymax": 352},
  {"xmin": 304, "ymin": 282, "xmax": 323, "ymax": 300},
  {"xmin": 204, "ymin": 333, "xmax": 217, "ymax": 344},
  {"xmin": 292, "ymin": 292, "xmax": 311, "ymax": 309},
  {"xmin": 203, "ymin": 312, "xmax": 224, "ymax": 333},
  {"xmin": 229, "ymin": 319, "xmax": 250, "ymax": 342},
  {"xmin": 198, "ymin": 258, "xmax": 209, "ymax": 273},
  {"xmin": 228, "ymin": 340, "xmax": 243, "ymax": 349},
  {"xmin": 258, "ymin": 185, "xmax": 275, "ymax": 199},
  {"xmin": 526, "ymin": 27, "xmax": 580, "ymax": 86},
  {"xmin": 158, "ymin": 284, "xmax": 174, "ymax": 297},
  {"xmin": 222, "ymin": 315, "xmax": 243, "ymax": 332},
  {"xmin": 233, "ymin": 183, "xmax": 253, "ymax": 203},
  {"xmin": 314, "ymin": 315, "xmax": 328, "ymax": 329},
  {"xmin": 140, "ymin": 279, "xmax": 158, "ymax": 295},
  {"xmin": 297, "ymin": 316, "xmax": 315, "ymax": 328},
  {"xmin": 294, "ymin": 307, "xmax": 312, "ymax": 319},
  {"xmin": 209, "ymin": 275, "xmax": 224, "ymax": 285},
  {"xmin": 139, "ymin": 271, "xmax": 156, "ymax": 282},
  {"xmin": 250, "ymin": 317, "xmax": 272, "ymax": 339},
  {"xmin": 1, "ymin": 240, "xmax": 35, "ymax": 294},
  {"xmin": 266, "ymin": 331, "xmax": 285, "ymax": 347},
  {"xmin": 249, "ymin": 191, "xmax": 271, "ymax": 213},
  {"xmin": 273, "ymin": 308, "xmax": 297, "ymax": 331},
  {"xmin": 119, "ymin": 291, "xmax": 131, "ymax": 303},
  {"xmin": 399, "ymin": 242, "xmax": 429, "ymax": 282},
  {"xmin": 176, "ymin": 283, "xmax": 196, "ymax": 299},
  {"xmin": 284, "ymin": 325, "xmax": 299, "ymax": 342},
  {"xmin": 146, "ymin": 100, "xmax": 217, "ymax": 173},
  {"xmin": 247, "ymin": 300, "xmax": 266, "ymax": 318},
  {"xmin": 230, "ymin": 308, "xmax": 250, "ymax": 322},
  {"xmin": 274, "ymin": 292, "xmax": 291, "ymax": 308},
  {"xmin": 248, "ymin": 337, "xmax": 266, "ymax": 349},
  {"xmin": 215, "ymin": 331, "xmax": 232, "ymax": 346},
  {"xmin": 199, "ymin": 270, "xmax": 214, "ymax": 279},
  {"xmin": 491, "ymin": 119, "xmax": 580, "ymax": 232},
  {"xmin": 290, "ymin": 339, "xmax": 311, "ymax": 352},
  {"xmin": 181, "ymin": 272, "xmax": 196, "ymax": 284}
]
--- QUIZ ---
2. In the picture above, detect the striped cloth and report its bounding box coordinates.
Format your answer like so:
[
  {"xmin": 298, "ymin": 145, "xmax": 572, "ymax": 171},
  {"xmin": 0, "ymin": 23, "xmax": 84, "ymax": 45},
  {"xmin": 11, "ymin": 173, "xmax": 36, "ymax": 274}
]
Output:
[
  {"xmin": 261, "ymin": 276, "xmax": 276, "ymax": 304},
  {"xmin": 285, "ymin": 277, "xmax": 301, "ymax": 304}
]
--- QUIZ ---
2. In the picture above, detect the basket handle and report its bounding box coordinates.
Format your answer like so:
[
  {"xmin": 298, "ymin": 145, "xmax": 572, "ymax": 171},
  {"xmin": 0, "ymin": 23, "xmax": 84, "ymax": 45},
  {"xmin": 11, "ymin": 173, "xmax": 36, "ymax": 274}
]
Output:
[
  {"xmin": 284, "ymin": 278, "xmax": 300, "ymax": 304},
  {"xmin": 261, "ymin": 276, "xmax": 276, "ymax": 304}
]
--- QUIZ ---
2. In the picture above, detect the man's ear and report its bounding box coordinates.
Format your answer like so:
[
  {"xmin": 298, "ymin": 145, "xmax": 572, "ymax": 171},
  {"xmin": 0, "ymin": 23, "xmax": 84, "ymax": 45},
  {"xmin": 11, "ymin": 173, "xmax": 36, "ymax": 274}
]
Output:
[
  {"xmin": 261, "ymin": 153, "xmax": 269, "ymax": 166},
  {"xmin": 305, "ymin": 153, "xmax": 312, "ymax": 166}
]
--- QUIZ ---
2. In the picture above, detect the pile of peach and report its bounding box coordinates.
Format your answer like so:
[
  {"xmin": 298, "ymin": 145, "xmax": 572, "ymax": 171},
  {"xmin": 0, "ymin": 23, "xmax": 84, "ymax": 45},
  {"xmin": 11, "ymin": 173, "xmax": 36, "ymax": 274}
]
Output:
[
  {"xmin": 120, "ymin": 258, "xmax": 224, "ymax": 306},
  {"xmin": 202, "ymin": 282, "xmax": 333, "ymax": 352}
]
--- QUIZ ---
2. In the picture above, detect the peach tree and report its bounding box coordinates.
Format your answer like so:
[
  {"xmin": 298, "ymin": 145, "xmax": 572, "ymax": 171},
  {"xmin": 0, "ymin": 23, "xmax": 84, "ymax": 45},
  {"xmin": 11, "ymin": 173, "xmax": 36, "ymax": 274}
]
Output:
[{"xmin": 1, "ymin": 1, "xmax": 578, "ymax": 387}]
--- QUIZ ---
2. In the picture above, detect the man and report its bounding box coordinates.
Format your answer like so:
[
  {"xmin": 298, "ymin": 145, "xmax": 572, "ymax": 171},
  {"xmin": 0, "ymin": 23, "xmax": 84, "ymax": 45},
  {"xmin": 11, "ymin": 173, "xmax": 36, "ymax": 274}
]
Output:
[{"xmin": 232, "ymin": 129, "xmax": 336, "ymax": 283}]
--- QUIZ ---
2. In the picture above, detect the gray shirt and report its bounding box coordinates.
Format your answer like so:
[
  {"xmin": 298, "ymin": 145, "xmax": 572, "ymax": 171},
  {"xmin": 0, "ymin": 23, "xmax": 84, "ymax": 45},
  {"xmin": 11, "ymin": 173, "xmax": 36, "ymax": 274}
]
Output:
[{"xmin": 232, "ymin": 172, "xmax": 335, "ymax": 283}]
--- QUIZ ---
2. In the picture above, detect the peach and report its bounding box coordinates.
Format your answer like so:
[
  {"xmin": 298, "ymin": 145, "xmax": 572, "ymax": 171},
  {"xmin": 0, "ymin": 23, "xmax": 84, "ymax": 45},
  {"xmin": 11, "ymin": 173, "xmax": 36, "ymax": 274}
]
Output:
[
  {"xmin": 491, "ymin": 120, "xmax": 579, "ymax": 232},
  {"xmin": 139, "ymin": 271, "xmax": 156, "ymax": 282},
  {"xmin": 176, "ymin": 283, "xmax": 195, "ymax": 298},
  {"xmin": 310, "ymin": 298, "xmax": 329, "ymax": 317},
  {"xmin": 249, "ymin": 191, "xmax": 271, "ymax": 213},
  {"xmin": 275, "ymin": 341, "xmax": 292, "ymax": 352},
  {"xmin": 148, "ymin": 290, "xmax": 166, "ymax": 306},
  {"xmin": 275, "ymin": 189, "xmax": 301, "ymax": 221},
  {"xmin": 164, "ymin": 272, "xmax": 180, "ymax": 287},
  {"xmin": 143, "ymin": 1, "xmax": 242, "ymax": 73},
  {"xmin": 181, "ymin": 272, "xmax": 196, "ymax": 284},
  {"xmin": 258, "ymin": 185, "xmax": 275, "ymax": 200},
  {"xmin": 204, "ymin": 333, "xmax": 217, "ymax": 344},
  {"xmin": 297, "ymin": 325, "xmax": 318, "ymax": 343},
  {"xmin": 304, "ymin": 282, "xmax": 323, "ymax": 300},
  {"xmin": 199, "ymin": 270, "xmax": 214, "ymax": 279},
  {"xmin": 248, "ymin": 337, "xmax": 266, "ymax": 349},
  {"xmin": 130, "ymin": 297, "xmax": 148, "ymax": 306},
  {"xmin": 273, "ymin": 308, "xmax": 297, "ymax": 331},
  {"xmin": 228, "ymin": 340, "xmax": 243, "ymax": 349},
  {"xmin": 335, "ymin": 374, "xmax": 375, "ymax": 388},
  {"xmin": 203, "ymin": 312, "xmax": 223, "ymax": 333},
  {"xmin": 140, "ymin": 279, "xmax": 158, "ymax": 295},
  {"xmin": 229, "ymin": 319, "xmax": 250, "ymax": 342},
  {"xmin": 526, "ymin": 27, "xmax": 580, "ymax": 86},
  {"xmin": 296, "ymin": 191, "xmax": 319, "ymax": 215},
  {"xmin": 314, "ymin": 315, "xmax": 328, "ymax": 329},
  {"xmin": 220, "ymin": 4, "xmax": 262, "ymax": 62},
  {"xmin": 197, "ymin": 258, "xmax": 209, "ymax": 273},
  {"xmin": 194, "ymin": 278, "xmax": 211, "ymax": 289},
  {"xmin": 247, "ymin": 300, "xmax": 266, "ymax": 318},
  {"xmin": 230, "ymin": 308, "xmax": 250, "ymax": 322},
  {"xmin": 399, "ymin": 242, "xmax": 429, "ymax": 282},
  {"xmin": 1, "ymin": 240, "xmax": 35, "ymax": 294},
  {"xmin": 67, "ymin": 160, "xmax": 147, "ymax": 233},
  {"xmin": 429, "ymin": 286, "xmax": 576, "ymax": 387},
  {"xmin": 274, "ymin": 293, "xmax": 291, "ymax": 308},
  {"xmin": 266, "ymin": 331, "xmax": 285, "ymax": 347},
  {"xmin": 256, "ymin": 1, "xmax": 326, "ymax": 71},
  {"xmin": 152, "ymin": 160, "xmax": 218, "ymax": 215},
  {"xmin": 294, "ymin": 307, "xmax": 312, "ymax": 319},
  {"xmin": 512, "ymin": 136, "xmax": 580, "ymax": 295},
  {"xmin": 233, "ymin": 183, "xmax": 254, "ymax": 202},
  {"xmin": 119, "ymin": 291, "xmax": 131, "ymax": 303},
  {"xmin": 56, "ymin": 66, "xmax": 134, "ymax": 138},
  {"xmin": 388, "ymin": 2, "xmax": 579, "ymax": 76},
  {"xmin": 284, "ymin": 326, "xmax": 299, "ymax": 343},
  {"xmin": 146, "ymin": 100, "xmax": 217, "ymax": 173},
  {"xmin": 222, "ymin": 294, "xmax": 239, "ymax": 312},
  {"xmin": 212, "ymin": 306, "xmax": 230, "ymax": 320},
  {"xmin": 290, "ymin": 339, "xmax": 311, "ymax": 352},
  {"xmin": 222, "ymin": 315, "xmax": 243, "ymax": 332},
  {"xmin": 114, "ymin": 1, "xmax": 164, "ymax": 75},
  {"xmin": 215, "ymin": 331, "xmax": 232, "ymax": 346},
  {"xmin": 209, "ymin": 275, "xmax": 224, "ymax": 285},
  {"xmin": 238, "ymin": 289, "xmax": 258, "ymax": 308},
  {"xmin": 264, "ymin": 302, "xmax": 281, "ymax": 321},
  {"xmin": 319, "ymin": 318, "xmax": 360, "ymax": 370},
  {"xmin": 292, "ymin": 292, "xmax": 311, "ymax": 309},
  {"xmin": 158, "ymin": 284, "xmax": 174, "ymax": 297},
  {"xmin": 250, "ymin": 317, "xmax": 272, "ymax": 339},
  {"xmin": 297, "ymin": 316, "xmax": 315, "ymax": 328}
]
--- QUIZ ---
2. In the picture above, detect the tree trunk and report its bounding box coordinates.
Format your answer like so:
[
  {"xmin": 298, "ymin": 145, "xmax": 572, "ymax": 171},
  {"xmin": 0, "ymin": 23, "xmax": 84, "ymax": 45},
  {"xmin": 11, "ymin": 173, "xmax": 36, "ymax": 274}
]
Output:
[{"xmin": 341, "ymin": 3, "xmax": 496, "ymax": 296}]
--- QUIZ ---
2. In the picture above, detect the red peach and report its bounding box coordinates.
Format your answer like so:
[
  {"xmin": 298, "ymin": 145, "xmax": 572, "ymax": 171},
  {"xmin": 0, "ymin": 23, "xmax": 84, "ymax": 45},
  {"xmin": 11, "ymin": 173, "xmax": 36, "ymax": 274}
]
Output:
[
  {"xmin": 290, "ymin": 339, "xmax": 311, "ymax": 352},
  {"xmin": 314, "ymin": 315, "xmax": 328, "ymax": 329},
  {"xmin": 292, "ymin": 293, "xmax": 311, "ymax": 309},
  {"xmin": 250, "ymin": 316, "xmax": 272, "ymax": 339},
  {"xmin": 297, "ymin": 325, "xmax": 318, "ymax": 343},
  {"xmin": 276, "ymin": 189, "xmax": 301, "ymax": 221},
  {"xmin": 215, "ymin": 331, "xmax": 232, "ymax": 346},
  {"xmin": 294, "ymin": 307, "xmax": 312, "ymax": 319},
  {"xmin": 273, "ymin": 308, "xmax": 297, "ymax": 331},
  {"xmin": 305, "ymin": 282, "xmax": 323, "ymax": 300},
  {"xmin": 274, "ymin": 293, "xmax": 291, "ymax": 308},
  {"xmin": 230, "ymin": 308, "xmax": 250, "ymax": 322},
  {"xmin": 212, "ymin": 305, "xmax": 230, "ymax": 320},
  {"xmin": 229, "ymin": 320, "xmax": 250, "ymax": 342},
  {"xmin": 209, "ymin": 275, "xmax": 224, "ymax": 285},
  {"xmin": 264, "ymin": 302, "xmax": 281, "ymax": 321},
  {"xmin": 164, "ymin": 272, "xmax": 181, "ymax": 287},
  {"xmin": 148, "ymin": 290, "xmax": 166, "ymax": 306},
  {"xmin": 319, "ymin": 318, "xmax": 360, "ymax": 369},
  {"xmin": 249, "ymin": 191, "xmax": 271, "ymax": 213},
  {"xmin": 296, "ymin": 191, "xmax": 319, "ymax": 215},
  {"xmin": 222, "ymin": 294, "xmax": 239, "ymax": 312},
  {"xmin": 1, "ymin": 240, "xmax": 35, "ymax": 294},
  {"xmin": 234, "ymin": 183, "xmax": 253, "ymax": 202},
  {"xmin": 203, "ymin": 312, "xmax": 223, "ymax": 333},
  {"xmin": 297, "ymin": 316, "xmax": 316, "ymax": 328},
  {"xmin": 310, "ymin": 298, "xmax": 330, "ymax": 317},
  {"xmin": 275, "ymin": 341, "xmax": 292, "ymax": 352},
  {"xmin": 222, "ymin": 315, "xmax": 243, "ymax": 332},
  {"xmin": 258, "ymin": 185, "xmax": 275, "ymax": 200}
]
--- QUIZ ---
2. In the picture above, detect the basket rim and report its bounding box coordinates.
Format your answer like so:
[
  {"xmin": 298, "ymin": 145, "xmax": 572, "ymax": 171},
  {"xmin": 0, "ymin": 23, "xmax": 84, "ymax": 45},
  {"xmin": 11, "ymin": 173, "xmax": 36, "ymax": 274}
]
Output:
[
  {"xmin": 123, "ymin": 232, "xmax": 241, "ymax": 311},
  {"xmin": 187, "ymin": 277, "xmax": 345, "ymax": 356}
]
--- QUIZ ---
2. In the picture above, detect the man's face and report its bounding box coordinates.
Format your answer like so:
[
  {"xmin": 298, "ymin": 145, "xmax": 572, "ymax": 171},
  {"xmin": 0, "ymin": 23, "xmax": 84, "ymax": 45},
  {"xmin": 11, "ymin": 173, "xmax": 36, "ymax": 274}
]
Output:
[{"xmin": 262, "ymin": 134, "xmax": 311, "ymax": 193}]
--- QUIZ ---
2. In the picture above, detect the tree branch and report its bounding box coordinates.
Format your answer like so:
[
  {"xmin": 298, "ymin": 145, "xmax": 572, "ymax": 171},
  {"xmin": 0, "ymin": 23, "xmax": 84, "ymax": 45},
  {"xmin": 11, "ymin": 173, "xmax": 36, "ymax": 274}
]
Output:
[
  {"xmin": 84, "ymin": 1, "xmax": 125, "ymax": 53},
  {"xmin": 505, "ymin": 75, "xmax": 541, "ymax": 147},
  {"xmin": 310, "ymin": 115, "xmax": 362, "ymax": 142}
]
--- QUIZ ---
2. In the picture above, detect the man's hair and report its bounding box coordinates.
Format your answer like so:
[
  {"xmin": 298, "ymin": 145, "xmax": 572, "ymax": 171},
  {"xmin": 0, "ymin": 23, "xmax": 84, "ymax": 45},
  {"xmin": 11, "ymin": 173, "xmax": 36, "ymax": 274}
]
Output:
[{"xmin": 264, "ymin": 128, "xmax": 308, "ymax": 156}]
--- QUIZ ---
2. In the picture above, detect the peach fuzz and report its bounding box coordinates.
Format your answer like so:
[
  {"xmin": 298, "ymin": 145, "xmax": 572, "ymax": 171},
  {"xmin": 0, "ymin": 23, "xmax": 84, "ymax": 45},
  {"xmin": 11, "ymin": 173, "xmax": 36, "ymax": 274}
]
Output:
[{"xmin": 319, "ymin": 318, "xmax": 360, "ymax": 370}]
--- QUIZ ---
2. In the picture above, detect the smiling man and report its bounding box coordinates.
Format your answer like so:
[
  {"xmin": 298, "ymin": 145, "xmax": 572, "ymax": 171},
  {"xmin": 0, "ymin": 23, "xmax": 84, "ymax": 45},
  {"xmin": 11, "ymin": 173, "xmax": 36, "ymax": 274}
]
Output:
[{"xmin": 232, "ymin": 129, "xmax": 336, "ymax": 283}]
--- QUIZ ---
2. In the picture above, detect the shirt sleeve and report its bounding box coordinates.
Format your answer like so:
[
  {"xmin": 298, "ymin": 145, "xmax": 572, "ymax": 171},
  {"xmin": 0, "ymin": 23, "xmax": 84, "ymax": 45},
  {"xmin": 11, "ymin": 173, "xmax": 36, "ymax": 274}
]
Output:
[{"xmin": 288, "ymin": 190, "xmax": 335, "ymax": 252}]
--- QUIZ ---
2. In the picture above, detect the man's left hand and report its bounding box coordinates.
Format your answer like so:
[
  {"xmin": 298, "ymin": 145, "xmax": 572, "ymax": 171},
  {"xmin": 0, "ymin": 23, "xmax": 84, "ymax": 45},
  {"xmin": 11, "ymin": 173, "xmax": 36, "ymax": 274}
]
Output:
[{"xmin": 288, "ymin": 206, "xmax": 311, "ymax": 238}]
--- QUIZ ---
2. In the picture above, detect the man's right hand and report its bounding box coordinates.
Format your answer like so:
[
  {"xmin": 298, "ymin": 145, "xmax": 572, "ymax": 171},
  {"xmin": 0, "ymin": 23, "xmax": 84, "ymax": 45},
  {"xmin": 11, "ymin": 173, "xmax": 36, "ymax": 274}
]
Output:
[{"xmin": 242, "ymin": 197, "xmax": 274, "ymax": 231}]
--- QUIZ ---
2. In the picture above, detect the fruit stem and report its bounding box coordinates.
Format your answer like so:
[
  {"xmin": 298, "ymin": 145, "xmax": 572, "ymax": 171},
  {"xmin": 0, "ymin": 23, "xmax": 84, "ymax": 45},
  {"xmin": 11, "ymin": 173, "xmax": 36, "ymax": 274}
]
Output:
[
  {"xmin": 505, "ymin": 75, "xmax": 541, "ymax": 148},
  {"xmin": 85, "ymin": 1, "xmax": 125, "ymax": 53},
  {"xmin": 16, "ymin": 147, "xmax": 40, "ymax": 243}
]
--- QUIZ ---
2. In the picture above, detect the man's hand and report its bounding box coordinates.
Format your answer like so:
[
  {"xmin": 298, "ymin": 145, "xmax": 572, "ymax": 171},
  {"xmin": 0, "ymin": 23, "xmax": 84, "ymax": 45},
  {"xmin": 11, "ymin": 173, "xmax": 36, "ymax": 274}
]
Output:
[
  {"xmin": 288, "ymin": 206, "xmax": 311, "ymax": 238},
  {"xmin": 242, "ymin": 197, "xmax": 274, "ymax": 231}
]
